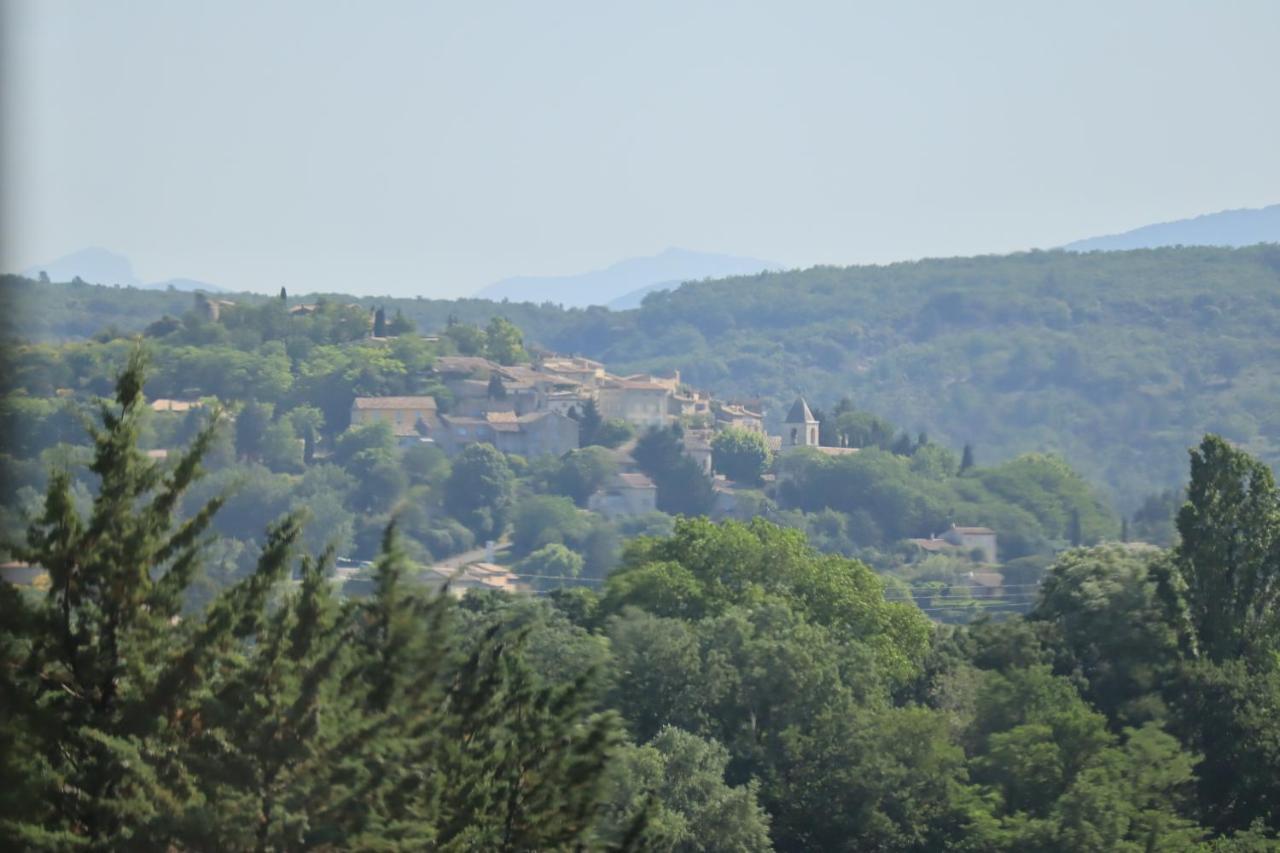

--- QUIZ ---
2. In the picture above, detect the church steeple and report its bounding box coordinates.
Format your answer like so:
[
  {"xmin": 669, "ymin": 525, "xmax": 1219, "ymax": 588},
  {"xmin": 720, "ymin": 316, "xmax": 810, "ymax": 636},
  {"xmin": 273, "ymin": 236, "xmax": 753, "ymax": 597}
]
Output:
[{"xmin": 784, "ymin": 397, "xmax": 819, "ymax": 447}]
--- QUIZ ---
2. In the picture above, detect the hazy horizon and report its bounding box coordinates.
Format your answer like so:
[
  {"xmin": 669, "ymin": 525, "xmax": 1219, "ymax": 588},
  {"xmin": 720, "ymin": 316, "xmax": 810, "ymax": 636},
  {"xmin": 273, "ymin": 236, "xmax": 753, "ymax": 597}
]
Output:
[{"xmin": 4, "ymin": 1, "xmax": 1279, "ymax": 297}]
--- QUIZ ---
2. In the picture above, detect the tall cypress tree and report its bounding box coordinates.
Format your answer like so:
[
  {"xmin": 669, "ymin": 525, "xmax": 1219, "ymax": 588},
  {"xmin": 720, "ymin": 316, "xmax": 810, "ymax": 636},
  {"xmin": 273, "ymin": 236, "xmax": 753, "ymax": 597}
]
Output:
[
  {"xmin": 1154, "ymin": 434, "xmax": 1280, "ymax": 663},
  {"xmin": 1069, "ymin": 508, "xmax": 1083, "ymax": 547},
  {"xmin": 578, "ymin": 398, "xmax": 604, "ymax": 448}
]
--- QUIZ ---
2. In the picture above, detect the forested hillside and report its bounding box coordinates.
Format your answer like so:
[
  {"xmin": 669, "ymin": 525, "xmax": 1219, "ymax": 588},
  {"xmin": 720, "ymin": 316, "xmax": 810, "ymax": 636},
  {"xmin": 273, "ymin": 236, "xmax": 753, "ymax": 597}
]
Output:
[
  {"xmin": 6, "ymin": 244, "xmax": 1280, "ymax": 506},
  {"xmin": 1, "ymin": 300, "xmax": 1125, "ymax": 617},
  {"xmin": 3, "ymin": 357, "xmax": 1278, "ymax": 849},
  {"xmin": 540, "ymin": 245, "xmax": 1280, "ymax": 509}
]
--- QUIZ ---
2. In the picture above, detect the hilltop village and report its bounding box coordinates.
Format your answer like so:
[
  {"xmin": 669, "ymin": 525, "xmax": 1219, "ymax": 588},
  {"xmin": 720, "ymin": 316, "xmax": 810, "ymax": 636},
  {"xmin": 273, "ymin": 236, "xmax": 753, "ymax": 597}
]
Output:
[
  {"xmin": 341, "ymin": 348, "xmax": 1001, "ymax": 591},
  {"xmin": 5, "ymin": 296, "xmax": 1117, "ymax": 623},
  {"xmin": 350, "ymin": 352, "xmax": 840, "ymax": 511},
  {"xmin": 87, "ymin": 297, "xmax": 1018, "ymax": 596}
]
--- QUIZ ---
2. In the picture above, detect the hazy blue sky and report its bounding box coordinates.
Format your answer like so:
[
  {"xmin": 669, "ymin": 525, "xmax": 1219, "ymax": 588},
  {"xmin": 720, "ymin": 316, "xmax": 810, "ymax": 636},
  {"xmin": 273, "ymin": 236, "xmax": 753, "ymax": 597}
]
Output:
[{"xmin": 3, "ymin": 1, "xmax": 1278, "ymax": 297}]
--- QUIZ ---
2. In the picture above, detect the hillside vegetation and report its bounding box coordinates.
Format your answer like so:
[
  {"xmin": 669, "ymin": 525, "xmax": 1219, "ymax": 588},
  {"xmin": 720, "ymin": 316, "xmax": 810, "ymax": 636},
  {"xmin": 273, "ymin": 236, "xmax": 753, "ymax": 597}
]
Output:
[
  {"xmin": 539, "ymin": 246, "xmax": 1280, "ymax": 509},
  {"xmin": 5, "ymin": 244, "xmax": 1280, "ymax": 506},
  {"xmin": 4, "ymin": 356, "xmax": 1279, "ymax": 849},
  {"xmin": 1, "ymin": 302, "xmax": 1124, "ymax": 615}
]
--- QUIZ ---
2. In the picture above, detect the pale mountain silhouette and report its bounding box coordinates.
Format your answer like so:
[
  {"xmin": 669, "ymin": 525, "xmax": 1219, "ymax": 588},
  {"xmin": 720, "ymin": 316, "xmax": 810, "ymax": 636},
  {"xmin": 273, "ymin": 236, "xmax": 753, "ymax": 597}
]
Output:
[
  {"xmin": 477, "ymin": 247, "xmax": 780, "ymax": 308},
  {"xmin": 1063, "ymin": 204, "xmax": 1280, "ymax": 252},
  {"xmin": 22, "ymin": 247, "xmax": 225, "ymax": 292}
]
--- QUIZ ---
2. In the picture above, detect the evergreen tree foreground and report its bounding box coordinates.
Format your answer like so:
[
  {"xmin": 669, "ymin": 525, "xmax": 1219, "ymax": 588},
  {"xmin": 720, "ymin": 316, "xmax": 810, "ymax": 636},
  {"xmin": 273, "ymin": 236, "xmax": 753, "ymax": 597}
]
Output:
[{"xmin": 0, "ymin": 349, "xmax": 631, "ymax": 850}]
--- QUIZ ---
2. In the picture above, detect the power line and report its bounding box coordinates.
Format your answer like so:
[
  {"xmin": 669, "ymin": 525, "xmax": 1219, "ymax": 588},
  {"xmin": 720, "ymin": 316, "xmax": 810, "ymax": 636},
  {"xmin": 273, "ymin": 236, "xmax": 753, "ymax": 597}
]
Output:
[
  {"xmin": 502, "ymin": 573, "xmax": 1044, "ymax": 595},
  {"xmin": 507, "ymin": 572, "xmax": 605, "ymax": 584},
  {"xmin": 916, "ymin": 605, "xmax": 1034, "ymax": 615},
  {"xmin": 513, "ymin": 582, "xmax": 1044, "ymax": 610},
  {"xmin": 884, "ymin": 589, "xmax": 1042, "ymax": 597},
  {"xmin": 886, "ymin": 582, "xmax": 1045, "ymax": 592},
  {"xmin": 506, "ymin": 574, "xmax": 1042, "ymax": 592},
  {"xmin": 904, "ymin": 592, "xmax": 1042, "ymax": 602},
  {"xmin": 911, "ymin": 594, "xmax": 1039, "ymax": 607},
  {"xmin": 914, "ymin": 596, "xmax": 1039, "ymax": 606}
]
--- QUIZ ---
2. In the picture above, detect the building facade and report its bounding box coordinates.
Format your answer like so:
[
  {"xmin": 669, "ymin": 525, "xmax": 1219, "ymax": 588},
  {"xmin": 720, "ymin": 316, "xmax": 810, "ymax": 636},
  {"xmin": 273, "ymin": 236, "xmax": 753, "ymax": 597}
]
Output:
[
  {"xmin": 588, "ymin": 472, "xmax": 658, "ymax": 518},
  {"xmin": 351, "ymin": 396, "xmax": 439, "ymax": 436},
  {"xmin": 943, "ymin": 525, "xmax": 998, "ymax": 564},
  {"xmin": 597, "ymin": 380, "xmax": 672, "ymax": 429},
  {"xmin": 782, "ymin": 397, "xmax": 820, "ymax": 449},
  {"xmin": 432, "ymin": 410, "xmax": 578, "ymax": 458}
]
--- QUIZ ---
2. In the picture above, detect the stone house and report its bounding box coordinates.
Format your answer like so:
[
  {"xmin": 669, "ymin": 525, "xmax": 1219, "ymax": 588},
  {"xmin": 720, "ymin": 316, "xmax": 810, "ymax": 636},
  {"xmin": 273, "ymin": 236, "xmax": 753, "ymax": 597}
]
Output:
[
  {"xmin": 546, "ymin": 390, "xmax": 594, "ymax": 417},
  {"xmin": 449, "ymin": 378, "xmax": 546, "ymax": 417},
  {"xmin": 682, "ymin": 429, "xmax": 714, "ymax": 475},
  {"xmin": 536, "ymin": 356, "xmax": 607, "ymax": 389},
  {"xmin": 588, "ymin": 472, "xmax": 658, "ymax": 518},
  {"xmin": 943, "ymin": 525, "xmax": 998, "ymax": 564},
  {"xmin": 351, "ymin": 396, "xmax": 440, "ymax": 437},
  {"xmin": 714, "ymin": 401, "xmax": 765, "ymax": 435},
  {"xmin": 597, "ymin": 378, "xmax": 672, "ymax": 429},
  {"xmin": 433, "ymin": 410, "xmax": 578, "ymax": 458},
  {"xmin": 670, "ymin": 388, "xmax": 713, "ymax": 422},
  {"xmin": 433, "ymin": 357, "xmax": 546, "ymax": 417},
  {"xmin": 909, "ymin": 525, "xmax": 999, "ymax": 565}
]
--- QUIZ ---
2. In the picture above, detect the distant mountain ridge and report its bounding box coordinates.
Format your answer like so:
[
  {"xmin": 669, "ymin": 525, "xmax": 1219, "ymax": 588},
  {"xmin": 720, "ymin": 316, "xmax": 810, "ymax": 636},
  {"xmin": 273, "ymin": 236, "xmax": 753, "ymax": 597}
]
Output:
[
  {"xmin": 1062, "ymin": 204, "xmax": 1280, "ymax": 252},
  {"xmin": 21, "ymin": 247, "xmax": 224, "ymax": 292},
  {"xmin": 476, "ymin": 247, "xmax": 781, "ymax": 308}
]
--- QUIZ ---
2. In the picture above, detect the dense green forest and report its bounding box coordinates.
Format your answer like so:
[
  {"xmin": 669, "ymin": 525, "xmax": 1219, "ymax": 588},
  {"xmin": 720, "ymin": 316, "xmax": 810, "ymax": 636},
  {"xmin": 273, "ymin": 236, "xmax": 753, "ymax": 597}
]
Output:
[
  {"xmin": 2, "ymin": 357, "xmax": 1278, "ymax": 849},
  {"xmin": 5, "ymin": 244, "xmax": 1280, "ymax": 509},
  {"xmin": 581, "ymin": 246, "xmax": 1280, "ymax": 510}
]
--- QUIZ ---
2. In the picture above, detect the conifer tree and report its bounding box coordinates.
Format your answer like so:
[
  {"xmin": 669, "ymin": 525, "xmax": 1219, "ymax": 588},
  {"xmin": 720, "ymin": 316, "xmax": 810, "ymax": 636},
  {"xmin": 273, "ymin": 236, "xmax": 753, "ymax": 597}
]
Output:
[
  {"xmin": 488, "ymin": 371, "xmax": 508, "ymax": 400},
  {"xmin": 1154, "ymin": 434, "xmax": 1280, "ymax": 663},
  {"xmin": 386, "ymin": 308, "xmax": 415, "ymax": 336},
  {"xmin": 0, "ymin": 347, "xmax": 226, "ymax": 847},
  {"xmin": 1, "ymin": 349, "xmax": 628, "ymax": 850},
  {"xmin": 578, "ymin": 397, "xmax": 604, "ymax": 447},
  {"xmin": 306, "ymin": 524, "xmax": 624, "ymax": 849}
]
